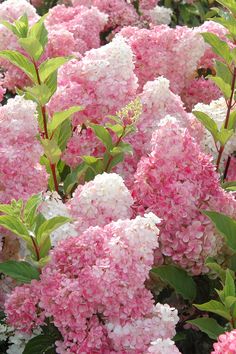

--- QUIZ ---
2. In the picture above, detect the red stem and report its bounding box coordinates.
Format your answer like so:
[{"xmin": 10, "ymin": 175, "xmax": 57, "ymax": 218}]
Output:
[
  {"xmin": 30, "ymin": 236, "xmax": 40, "ymax": 262},
  {"xmin": 32, "ymin": 60, "xmax": 59, "ymax": 192},
  {"xmin": 216, "ymin": 67, "xmax": 236, "ymax": 172},
  {"xmin": 105, "ymin": 127, "xmax": 126, "ymax": 172}
]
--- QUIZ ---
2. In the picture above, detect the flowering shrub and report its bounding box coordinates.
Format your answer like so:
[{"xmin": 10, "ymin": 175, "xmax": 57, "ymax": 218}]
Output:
[{"xmin": 0, "ymin": 0, "xmax": 236, "ymax": 353}]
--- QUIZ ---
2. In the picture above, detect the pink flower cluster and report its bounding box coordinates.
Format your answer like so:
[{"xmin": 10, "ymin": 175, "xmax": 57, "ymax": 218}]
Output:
[
  {"xmin": 212, "ymin": 330, "xmax": 236, "ymax": 354},
  {"xmin": 5, "ymin": 214, "xmax": 180, "ymax": 353},
  {"xmin": 48, "ymin": 35, "xmax": 138, "ymax": 126},
  {"xmin": 45, "ymin": 4, "xmax": 108, "ymax": 57},
  {"xmin": 131, "ymin": 118, "xmax": 236, "ymax": 274},
  {"xmin": 0, "ymin": 96, "xmax": 48, "ymax": 203}
]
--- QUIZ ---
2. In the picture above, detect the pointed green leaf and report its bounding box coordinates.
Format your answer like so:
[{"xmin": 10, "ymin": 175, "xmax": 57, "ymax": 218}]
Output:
[
  {"xmin": 23, "ymin": 334, "xmax": 56, "ymax": 354},
  {"xmin": 217, "ymin": 128, "xmax": 234, "ymax": 146},
  {"xmin": 0, "ymin": 261, "xmax": 39, "ymax": 283},
  {"xmin": 0, "ymin": 50, "xmax": 37, "ymax": 83},
  {"xmin": 228, "ymin": 111, "xmax": 236, "ymax": 130},
  {"xmin": 41, "ymin": 139, "xmax": 61, "ymax": 164},
  {"xmin": 210, "ymin": 76, "xmax": 231, "ymax": 99},
  {"xmin": 223, "ymin": 269, "xmax": 235, "ymax": 298},
  {"xmin": 48, "ymin": 106, "xmax": 83, "ymax": 132},
  {"xmin": 193, "ymin": 111, "xmax": 219, "ymax": 140},
  {"xmin": 187, "ymin": 318, "xmax": 225, "ymax": 340},
  {"xmin": 37, "ymin": 216, "xmax": 71, "ymax": 246},
  {"xmin": 203, "ymin": 210, "xmax": 236, "ymax": 252},
  {"xmin": 201, "ymin": 32, "xmax": 231, "ymax": 64},
  {"xmin": 0, "ymin": 215, "xmax": 30, "ymax": 241},
  {"xmin": 215, "ymin": 60, "xmax": 232, "ymax": 86},
  {"xmin": 24, "ymin": 194, "xmax": 42, "ymax": 227},
  {"xmin": 39, "ymin": 57, "xmax": 72, "ymax": 82},
  {"xmin": 194, "ymin": 300, "xmax": 231, "ymax": 320},
  {"xmin": 18, "ymin": 37, "xmax": 43, "ymax": 61},
  {"xmin": 151, "ymin": 265, "xmax": 196, "ymax": 300},
  {"xmin": 28, "ymin": 15, "xmax": 48, "ymax": 50},
  {"xmin": 90, "ymin": 124, "xmax": 113, "ymax": 150},
  {"xmin": 216, "ymin": 0, "xmax": 236, "ymax": 15}
]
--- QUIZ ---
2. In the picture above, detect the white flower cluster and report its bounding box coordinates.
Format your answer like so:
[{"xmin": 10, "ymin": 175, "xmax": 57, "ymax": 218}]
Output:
[
  {"xmin": 68, "ymin": 173, "xmax": 134, "ymax": 234},
  {"xmin": 148, "ymin": 5, "xmax": 173, "ymax": 25}
]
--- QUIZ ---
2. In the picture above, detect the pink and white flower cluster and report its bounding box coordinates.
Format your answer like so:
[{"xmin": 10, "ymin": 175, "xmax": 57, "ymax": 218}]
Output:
[
  {"xmin": 0, "ymin": 96, "xmax": 47, "ymax": 204},
  {"xmin": 5, "ymin": 213, "xmax": 180, "ymax": 353}
]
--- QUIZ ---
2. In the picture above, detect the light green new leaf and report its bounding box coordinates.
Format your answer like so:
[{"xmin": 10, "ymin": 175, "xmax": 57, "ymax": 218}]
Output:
[
  {"xmin": 0, "ymin": 215, "xmax": 30, "ymax": 241},
  {"xmin": 203, "ymin": 210, "xmax": 236, "ymax": 252},
  {"xmin": 24, "ymin": 194, "xmax": 42, "ymax": 227},
  {"xmin": 28, "ymin": 15, "xmax": 48, "ymax": 51},
  {"xmin": 18, "ymin": 37, "xmax": 43, "ymax": 61},
  {"xmin": 48, "ymin": 106, "xmax": 83, "ymax": 132},
  {"xmin": 0, "ymin": 50, "xmax": 37, "ymax": 83},
  {"xmin": 187, "ymin": 318, "xmax": 225, "ymax": 340},
  {"xmin": 228, "ymin": 110, "xmax": 236, "ymax": 130},
  {"xmin": 217, "ymin": 127, "xmax": 234, "ymax": 146},
  {"xmin": 39, "ymin": 56, "xmax": 72, "ymax": 82},
  {"xmin": 0, "ymin": 261, "xmax": 40, "ymax": 283},
  {"xmin": 223, "ymin": 269, "xmax": 236, "ymax": 298},
  {"xmin": 216, "ymin": 0, "xmax": 236, "ymax": 15},
  {"xmin": 37, "ymin": 216, "xmax": 71, "ymax": 246},
  {"xmin": 151, "ymin": 265, "xmax": 196, "ymax": 300},
  {"xmin": 53, "ymin": 119, "xmax": 72, "ymax": 152},
  {"xmin": 210, "ymin": 76, "xmax": 231, "ymax": 99}
]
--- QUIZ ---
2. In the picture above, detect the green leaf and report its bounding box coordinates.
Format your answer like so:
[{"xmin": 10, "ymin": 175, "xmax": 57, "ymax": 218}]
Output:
[
  {"xmin": 53, "ymin": 119, "xmax": 72, "ymax": 152},
  {"xmin": 203, "ymin": 210, "xmax": 236, "ymax": 252},
  {"xmin": 44, "ymin": 70, "xmax": 58, "ymax": 99},
  {"xmin": 90, "ymin": 124, "xmax": 113, "ymax": 151},
  {"xmin": 210, "ymin": 76, "xmax": 231, "ymax": 99},
  {"xmin": 24, "ymin": 194, "xmax": 42, "ymax": 227},
  {"xmin": 224, "ymin": 295, "xmax": 236, "ymax": 309},
  {"xmin": 64, "ymin": 163, "xmax": 88, "ymax": 194},
  {"xmin": 205, "ymin": 258, "xmax": 226, "ymax": 281},
  {"xmin": 1, "ymin": 21, "xmax": 19, "ymax": 37},
  {"xmin": 222, "ymin": 180, "xmax": 236, "ymax": 191},
  {"xmin": 151, "ymin": 265, "xmax": 196, "ymax": 300},
  {"xmin": 201, "ymin": 32, "xmax": 231, "ymax": 64},
  {"xmin": 0, "ymin": 50, "xmax": 37, "ymax": 83},
  {"xmin": 0, "ymin": 204, "xmax": 14, "ymax": 215},
  {"xmin": 0, "ymin": 261, "xmax": 40, "ymax": 283},
  {"xmin": 216, "ymin": 0, "xmax": 236, "ymax": 15},
  {"xmin": 194, "ymin": 300, "xmax": 231, "ymax": 320},
  {"xmin": 193, "ymin": 111, "xmax": 219, "ymax": 140},
  {"xmin": 217, "ymin": 127, "xmax": 234, "ymax": 146},
  {"xmin": 41, "ymin": 139, "xmax": 61, "ymax": 164},
  {"xmin": 215, "ymin": 60, "xmax": 232, "ymax": 86},
  {"xmin": 39, "ymin": 57, "xmax": 72, "ymax": 83},
  {"xmin": 36, "ymin": 216, "xmax": 71, "ymax": 246},
  {"xmin": 48, "ymin": 106, "xmax": 83, "ymax": 132},
  {"xmin": 187, "ymin": 318, "xmax": 225, "ymax": 340},
  {"xmin": 228, "ymin": 110, "xmax": 236, "ymax": 130},
  {"xmin": 82, "ymin": 156, "xmax": 101, "ymax": 164},
  {"xmin": 14, "ymin": 13, "xmax": 29, "ymax": 38},
  {"xmin": 223, "ymin": 269, "xmax": 235, "ymax": 298},
  {"xmin": 0, "ymin": 215, "xmax": 30, "ymax": 241},
  {"xmin": 28, "ymin": 15, "xmax": 48, "ymax": 51},
  {"xmin": 106, "ymin": 153, "xmax": 124, "ymax": 172},
  {"xmin": 106, "ymin": 123, "xmax": 124, "ymax": 137},
  {"xmin": 18, "ymin": 37, "xmax": 43, "ymax": 61},
  {"xmin": 23, "ymin": 334, "xmax": 56, "ymax": 354}
]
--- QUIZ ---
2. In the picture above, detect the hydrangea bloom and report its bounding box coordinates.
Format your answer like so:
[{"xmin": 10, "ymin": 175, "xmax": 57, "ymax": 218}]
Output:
[
  {"xmin": 5, "ymin": 280, "xmax": 45, "ymax": 333},
  {"xmin": 48, "ymin": 35, "xmax": 138, "ymax": 126},
  {"xmin": 120, "ymin": 25, "xmax": 205, "ymax": 94},
  {"xmin": 5, "ymin": 214, "xmax": 179, "ymax": 353},
  {"xmin": 148, "ymin": 338, "xmax": 181, "ymax": 353},
  {"xmin": 142, "ymin": 5, "xmax": 173, "ymax": 26},
  {"xmin": 72, "ymin": 0, "xmax": 139, "ymax": 30},
  {"xmin": 0, "ymin": 96, "xmax": 48, "ymax": 203},
  {"xmin": 212, "ymin": 330, "xmax": 236, "ymax": 354},
  {"xmin": 131, "ymin": 118, "xmax": 236, "ymax": 274},
  {"xmin": 116, "ymin": 77, "xmax": 203, "ymax": 185},
  {"xmin": 45, "ymin": 4, "xmax": 108, "ymax": 56},
  {"xmin": 67, "ymin": 172, "xmax": 134, "ymax": 233},
  {"xmin": 194, "ymin": 97, "xmax": 236, "ymax": 165}
]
